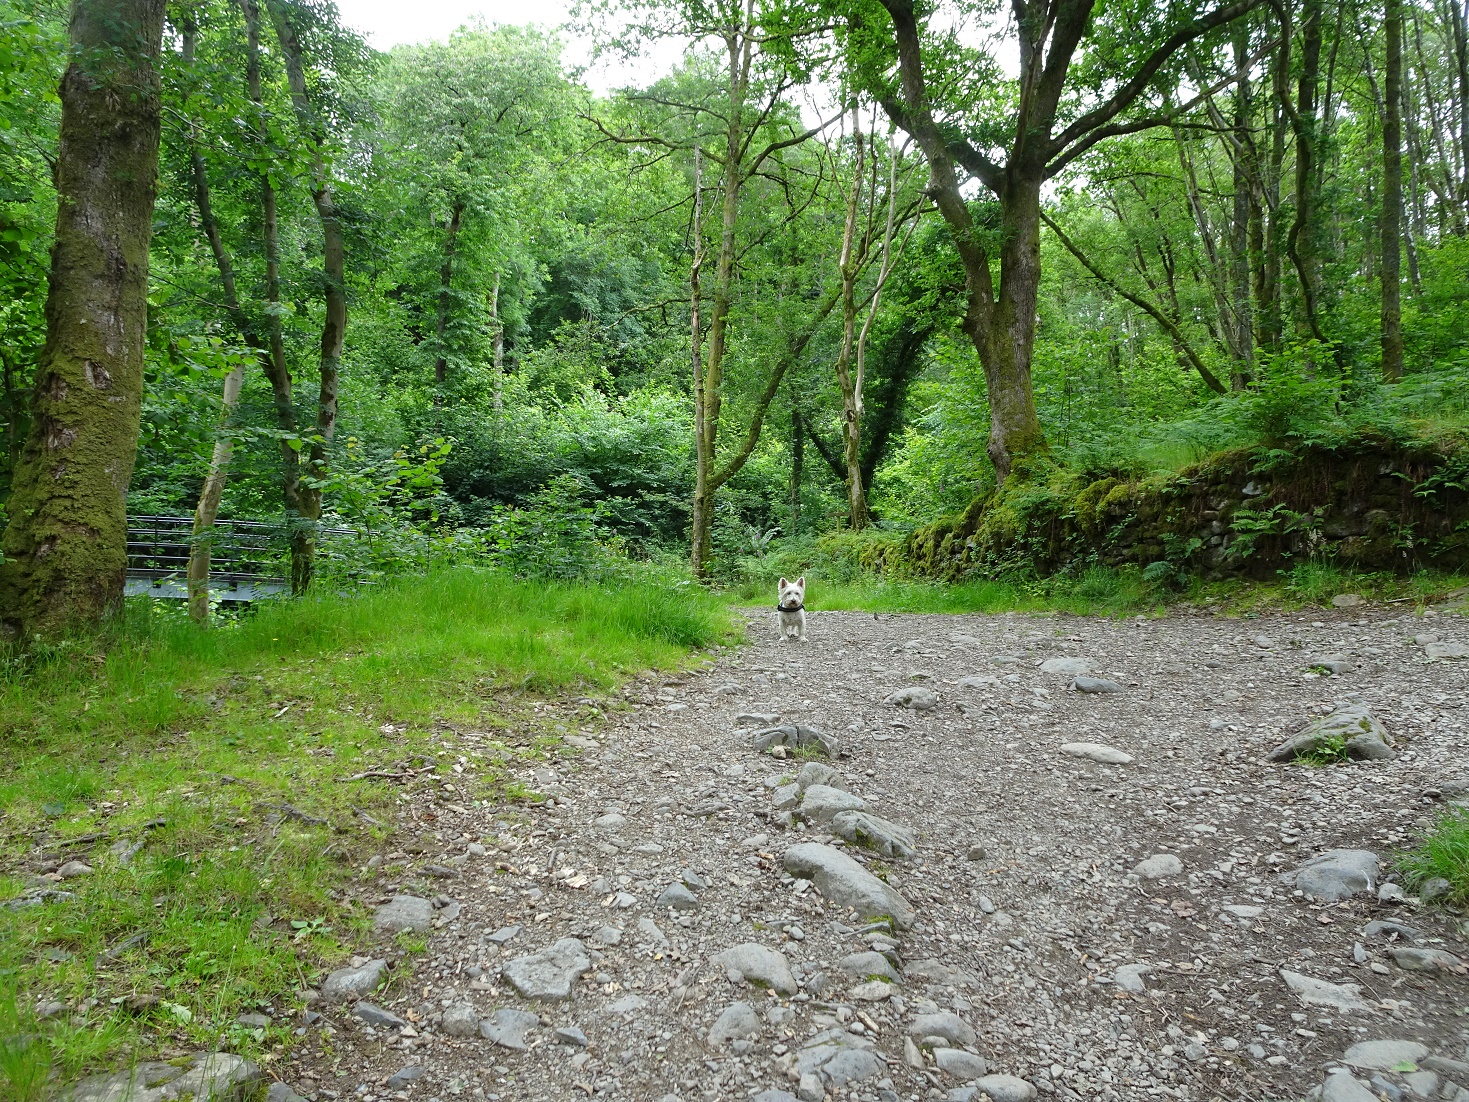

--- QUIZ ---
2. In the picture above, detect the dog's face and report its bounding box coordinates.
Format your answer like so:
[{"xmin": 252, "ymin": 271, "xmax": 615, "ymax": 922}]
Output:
[{"xmin": 777, "ymin": 576, "xmax": 806, "ymax": 610}]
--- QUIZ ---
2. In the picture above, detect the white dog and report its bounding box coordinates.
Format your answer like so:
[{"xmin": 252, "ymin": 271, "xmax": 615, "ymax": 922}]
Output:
[{"xmin": 777, "ymin": 576, "xmax": 806, "ymax": 642}]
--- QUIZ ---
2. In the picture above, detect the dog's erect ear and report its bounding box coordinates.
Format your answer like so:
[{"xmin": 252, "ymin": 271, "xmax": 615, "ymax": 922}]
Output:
[
  {"xmin": 778, "ymin": 577, "xmax": 788, "ymax": 588},
  {"xmin": 796, "ymin": 576, "xmax": 805, "ymax": 588}
]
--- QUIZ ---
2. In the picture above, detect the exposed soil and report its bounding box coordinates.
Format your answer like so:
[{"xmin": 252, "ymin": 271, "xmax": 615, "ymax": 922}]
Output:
[{"xmin": 281, "ymin": 603, "xmax": 1469, "ymax": 1102}]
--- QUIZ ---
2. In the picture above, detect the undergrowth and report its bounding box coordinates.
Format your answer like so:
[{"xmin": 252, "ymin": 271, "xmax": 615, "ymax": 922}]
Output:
[
  {"xmin": 0, "ymin": 568, "xmax": 733, "ymax": 1098},
  {"xmin": 1399, "ymin": 808, "xmax": 1469, "ymax": 907}
]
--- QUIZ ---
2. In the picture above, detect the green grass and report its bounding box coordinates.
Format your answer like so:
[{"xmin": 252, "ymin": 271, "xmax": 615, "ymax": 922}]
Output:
[
  {"xmin": 0, "ymin": 567, "xmax": 733, "ymax": 1099},
  {"xmin": 1399, "ymin": 807, "xmax": 1469, "ymax": 907},
  {"xmin": 729, "ymin": 564, "xmax": 1167, "ymax": 616}
]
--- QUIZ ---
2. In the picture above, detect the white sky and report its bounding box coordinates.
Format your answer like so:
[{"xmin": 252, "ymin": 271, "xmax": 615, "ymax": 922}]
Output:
[{"xmin": 334, "ymin": 0, "xmax": 678, "ymax": 93}]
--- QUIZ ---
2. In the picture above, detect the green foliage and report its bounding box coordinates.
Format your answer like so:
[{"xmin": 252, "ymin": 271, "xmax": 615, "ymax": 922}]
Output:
[{"xmin": 1399, "ymin": 808, "xmax": 1469, "ymax": 907}]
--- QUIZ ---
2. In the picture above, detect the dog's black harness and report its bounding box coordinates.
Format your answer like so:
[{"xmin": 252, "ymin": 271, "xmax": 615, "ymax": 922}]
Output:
[{"xmin": 777, "ymin": 603, "xmax": 804, "ymax": 612}]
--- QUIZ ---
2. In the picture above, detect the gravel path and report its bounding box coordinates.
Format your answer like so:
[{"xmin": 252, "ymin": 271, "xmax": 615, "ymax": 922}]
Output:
[{"xmin": 281, "ymin": 604, "xmax": 1469, "ymax": 1102}]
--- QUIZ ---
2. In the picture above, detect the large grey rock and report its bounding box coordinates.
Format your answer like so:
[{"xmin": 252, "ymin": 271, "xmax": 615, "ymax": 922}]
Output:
[
  {"xmin": 1306, "ymin": 654, "xmax": 1354, "ymax": 675},
  {"xmin": 1283, "ymin": 849, "xmax": 1379, "ymax": 902},
  {"xmin": 65, "ymin": 1054, "xmax": 259, "ymax": 1102},
  {"xmin": 1342, "ymin": 1039, "xmax": 1429, "ymax": 1070},
  {"xmin": 1425, "ymin": 641, "xmax": 1469, "ymax": 659},
  {"xmin": 502, "ymin": 938, "xmax": 592, "ymax": 1000},
  {"xmin": 479, "ymin": 1008, "xmax": 540, "ymax": 1050},
  {"xmin": 710, "ymin": 943, "xmax": 797, "ymax": 995},
  {"xmin": 1267, "ymin": 704, "xmax": 1395, "ymax": 763},
  {"xmin": 883, "ymin": 686, "xmax": 938, "ymax": 710},
  {"xmin": 1389, "ymin": 946, "xmax": 1467, "ymax": 974},
  {"xmin": 830, "ymin": 810, "xmax": 917, "ymax": 860},
  {"xmin": 372, "ymin": 895, "xmax": 435, "ymax": 934},
  {"xmin": 1318, "ymin": 1071, "xmax": 1378, "ymax": 1102},
  {"xmin": 956, "ymin": 675, "xmax": 999, "ymax": 690},
  {"xmin": 1040, "ymin": 657, "xmax": 1092, "ymax": 676},
  {"xmin": 935, "ymin": 1049, "xmax": 989, "ymax": 1080},
  {"xmin": 1071, "ymin": 676, "xmax": 1122, "ymax": 693},
  {"xmin": 384, "ymin": 1068, "xmax": 422, "ymax": 1092},
  {"xmin": 708, "ymin": 1001, "xmax": 761, "ymax": 1045},
  {"xmin": 441, "ymin": 1002, "xmax": 479, "ymax": 1037},
  {"xmin": 656, "ymin": 882, "xmax": 699, "ymax": 910},
  {"xmin": 796, "ymin": 762, "xmax": 845, "ymax": 790},
  {"xmin": 970, "ymin": 1075, "xmax": 1037, "ymax": 1102},
  {"xmin": 838, "ymin": 950, "xmax": 901, "ymax": 984},
  {"xmin": 796, "ymin": 785, "xmax": 866, "ymax": 823},
  {"xmin": 797, "ymin": 1029, "xmax": 884, "ymax": 1087},
  {"xmin": 752, "ymin": 725, "xmax": 837, "ymax": 757},
  {"xmin": 351, "ymin": 1001, "xmax": 406, "ymax": 1029},
  {"xmin": 908, "ymin": 1011, "xmax": 976, "ymax": 1047},
  {"xmin": 321, "ymin": 958, "xmax": 387, "ymax": 1001},
  {"xmin": 1060, "ymin": 742, "xmax": 1133, "ymax": 765},
  {"xmin": 783, "ymin": 843, "xmax": 915, "ymax": 929},
  {"xmin": 1281, "ymin": 970, "xmax": 1371, "ymax": 1012},
  {"xmin": 1131, "ymin": 854, "xmax": 1182, "ymax": 879},
  {"xmin": 1113, "ymin": 963, "xmax": 1150, "ymax": 993},
  {"xmin": 266, "ymin": 1085, "xmax": 308, "ymax": 1102}
]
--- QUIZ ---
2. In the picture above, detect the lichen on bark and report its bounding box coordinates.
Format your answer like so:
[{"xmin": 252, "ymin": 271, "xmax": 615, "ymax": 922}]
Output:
[{"xmin": 0, "ymin": 0, "xmax": 167, "ymax": 639}]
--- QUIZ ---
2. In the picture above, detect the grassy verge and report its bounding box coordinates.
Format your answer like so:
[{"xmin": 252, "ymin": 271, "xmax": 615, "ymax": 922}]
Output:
[
  {"xmin": 0, "ymin": 567, "xmax": 733, "ymax": 1099},
  {"xmin": 726, "ymin": 561, "xmax": 1469, "ymax": 618},
  {"xmin": 1400, "ymin": 808, "xmax": 1469, "ymax": 907}
]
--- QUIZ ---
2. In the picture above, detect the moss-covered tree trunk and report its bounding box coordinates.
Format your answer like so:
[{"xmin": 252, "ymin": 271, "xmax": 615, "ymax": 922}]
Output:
[{"xmin": 0, "ymin": 0, "xmax": 166, "ymax": 639}]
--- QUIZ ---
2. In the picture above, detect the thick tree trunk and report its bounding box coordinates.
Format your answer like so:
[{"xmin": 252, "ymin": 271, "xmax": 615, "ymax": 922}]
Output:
[
  {"xmin": 982, "ymin": 175, "xmax": 1049, "ymax": 477},
  {"xmin": 269, "ymin": 0, "xmax": 345, "ymax": 594},
  {"xmin": 434, "ymin": 201, "xmax": 464, "ymax": 385},
  {"xmin": 0, "ymin": 0, "xmax": 165, "ymax": 638},
  {"xmin": 1283, "ymin": 0, "xmax": 1330, "ymax": 351},
  {"xmin": 1383, "ymin": 0, "xmax": 1404, "ymax": 381}
]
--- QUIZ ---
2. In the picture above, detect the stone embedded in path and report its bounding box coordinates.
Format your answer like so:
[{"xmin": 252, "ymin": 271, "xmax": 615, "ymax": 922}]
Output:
[
  {"xmin": 1267, "ymin": 704, "xmax": 1395, "ymax": 762},
  {"xmin": 908, "ymin": 1012, "xmax": 976, "ymax": 1047},
  {"xmin": 1362, "ymin": 919, "xmax": 1421, "ymax": 943},
  {"xmin": 1039, "ymin": 656, "xmax": 1092, "ymax": 676},
  {"xmin": 968, "ymin": 1076, "xmax": 1038, "ymax": 1102},
  {"xmin": 502, "ymin": 938, "xmax": 592, "ymax": 1000},
  {"xmin": 655, "ymin": 882, "xmax": 699, "ymax": 910},
  {"xmin": 479, "ymin": 1008, "xmax": 539, "ymax": 1050},
  {"xmin": 1283, "ymin": 849, "xmax": 1379, "ymax": 902},
  {"xmin": 554, "ymin": 1025, "xmax": 588, "ymax": 1047},
  {"xmin": 1113, "ymin": 963, "xmax": 1151, "ymax": 994},
  {"xmin": 1317, "ymin": 1071, "xmax": 1378, "ymax": 1102},
  {"xmin": 1131, "ymin": 854, "xmax": 1183, "ymax": 879},
  {"xmin": 1060, "ymin": 742, "xmax": 1133, "ymax": 765},
  {"xmin": 796, "ymin": 762, "xmax": 844, "ymax": 790},
  {"xmin": 837, "ymin": 950, "xmax": 901, "ymax": 984},
  {"xmin": 796, "ymin": 1029, "xmax": 884, "ymax": 1088},
  {"xmin": 384, "ymin": 1068, "xmax": 421, "ymax": 1092},
  {"xmin": 1070, "ymin": 676, "xmax": 1122, "ymax": 693},
  {"xmin": 737, "ymin": 712, "xmax": 781, "ymax": 726},
  {"xmin": 883, "ymin": 685, "xmax": 938, "ymax": 711},
  {"xmin": 266, "ymin": 1084, "xmax": 308, "ymax": 1102},
  {"xmin": 1306, "ymin": 653, "xmax": 1354, "ymax": 674},
  {"xmin": 440, "ymin": 1003, "xmax": 479, "ymax": 1037},
  {"xmin": 849, "ymin": 980, "xmax": 893, "ymax": 1002},
  {"xmin": 1280, "ymin": 970, "xmax": 1371, "ymax": 1012},
  {"xmin": 1342, "ymin": 1039, "xmax": 1429, "ymax": 1070},
  {"xmin": 956, "ymin": 675, "xmax": 1000, "ymax": 689},
  {"xmin": 1389, "ymin": 946, "xmax": 1467, "ymax": 974},
  {"xmin": 707, "ymin": 1001, "xmax": 761, "ymax": 1045},
  {"xmin": 934, "ymin": 1049, "xmax": 988, "ymax": 1080},
  {"xmin": 352, "ymin": 1001, "xmax": 405, "ymax": 1029},
  {"xmin": 711, "ymin": 943, "xmax": 797, "ymax": 994},
  {"xmin": 1222, "ymin": 904, "xmax": 1263, "ymax": 919},
  {"xmin": 321, "ymin": 958, "xmax": 387, "ymax": 1001},
  {"xmin": 371, "ymin": 895, "xmax": 434, "ymax": 934},
  {"xmin": 796, "ymin": 785, "xmax": 866, "ymax": 823},
  {"xmin": 1332, "ymin": 593, "xmax": 1364, "ymax": 608},
  {"xmin": 1424, "ymin": 640, "xmax": 1469, "ymax": 659},
  {"xmin": 751, "ymin": 725, "xmax": 837, "ymax": 758},
  {"xmin": 830, "ymin": 810, "xmax": 917, "ymax": 861},
  {"xmin": 65, "ymin": 1053, "xmax": 259, "ymax": 1102},
  {"xmin": 783, "ymin": 843, "xmax": 916, "ymax": 930}
]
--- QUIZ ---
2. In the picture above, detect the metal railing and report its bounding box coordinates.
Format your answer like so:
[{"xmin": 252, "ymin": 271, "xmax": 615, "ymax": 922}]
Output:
[{"xmin": 125, "ymin": 515, "xmax": 353, "ymax": 602}]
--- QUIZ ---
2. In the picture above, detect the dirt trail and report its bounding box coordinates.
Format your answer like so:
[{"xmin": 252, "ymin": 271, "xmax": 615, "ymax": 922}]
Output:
[{"xmin": 285, "ymin": 604, "xmax": 1469, "ymax": 1102}]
